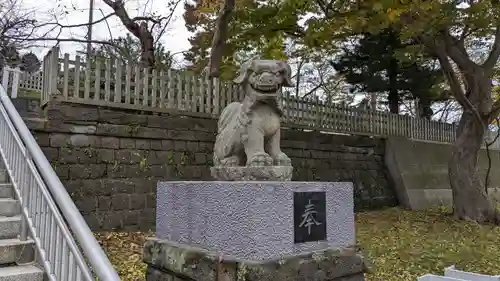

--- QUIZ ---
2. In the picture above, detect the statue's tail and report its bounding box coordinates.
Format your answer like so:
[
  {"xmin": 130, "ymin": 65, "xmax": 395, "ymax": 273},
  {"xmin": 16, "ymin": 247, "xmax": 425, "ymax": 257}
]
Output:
[
  {"xmin": 214, "ymin": 102, "xmax": 243, "ymax": 164},
  {"xmin": 217, "ymin": 102, "xmax": 241, "ymax": 133}
]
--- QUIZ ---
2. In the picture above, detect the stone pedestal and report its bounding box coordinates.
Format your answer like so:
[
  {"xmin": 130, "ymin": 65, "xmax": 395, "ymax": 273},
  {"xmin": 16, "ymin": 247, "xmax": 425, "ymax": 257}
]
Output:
[
  {"xmin": 145, "ymin": 181, "xmax": 368, "ymax": 281},
  {"xmin": 143, "ymin": 239, "xmax": 369, "ymax": 281}
]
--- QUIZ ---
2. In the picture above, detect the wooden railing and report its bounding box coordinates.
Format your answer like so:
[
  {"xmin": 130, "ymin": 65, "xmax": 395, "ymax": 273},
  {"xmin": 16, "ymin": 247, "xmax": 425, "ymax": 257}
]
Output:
[{"xmin": 38, "ymin": 46, "xmax": 500, "ymax": 148}]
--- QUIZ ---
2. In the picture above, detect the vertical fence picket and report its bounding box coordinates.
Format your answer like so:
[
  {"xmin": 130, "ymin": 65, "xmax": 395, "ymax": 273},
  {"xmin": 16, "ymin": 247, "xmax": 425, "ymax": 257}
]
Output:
[
  {"xmin": 167, "ymin": 69, "xmax": 174, "ymax": 108},
  {"xmin": 283, "ymin": 91, "xmax": 291, "ymax": 124},
  {"xmin": 314, "ymin": 96, "xmax": 321, "ymax": 128},
  {"xmin": 104, "ymin": 58, "xmax": 111, "ymax": 102},
  {"xmin": 74, "ymin": 55, "xmax": 81, "ymax": 99},
  {"xmin": 175, "ymin": 71, "xmax": 183, "ymax": 110},
  {"xmin": 225, "ymin": 82, "xmax": 232, "ymax": 106},
  {"xmin": 151, "ymin": 69, "xmax": 157, "ymax": 108},
  {"xmin": 114, "ymin": 60, "xmax": 123, "ymax": 103},
  {"xmin": 124, "ymin": 63, "xmax": 132, "ymax": 104},
  {"xmin": 328, "ymin": 100, "xmax": 334, "ymax": 130},
  {"xmin": 134, "ymin": 65, "xmax": 140, "ymax": 105},
  {"xmin": 232, "ymin": 84, "xmax": 238, "ymax": 101},
  {"xmin": 206, "ymin": 77, "xmax": 213, "ymax": 114},
  {"xmin": 191, "ymin": 75, "xmax": 198, "ymax": 112},
  {"xmin": 93, "ymin": 59, "xmax": 101, "ymax": 100},
  {"xmin": 199, "ymin": 77, "xmax": 206, "ymax": 114},
  {"xmin": 295, "ymin": 95, "xmax": 300, "ymax": 125},
  {"xmin": 159, "ymin": 70, "xmax": 166, "ymax": 108},
  {"xmin": 62, "ymin": 54, "xmax": 70, "ymax": 99},
  {"xmin": 84, "ymin": 59, "xmax": 91, "ymax": 100},
  {"xmin": 185, "ymin": 72, "xmax": 192, "ymax": 110},
  {"xmin": 219, "ymin": 81, "xmax": 225, "ymax": 109},
  {"xmin": 10, "ymin": 69, "xmax": 19, "ymax": 98},
  {"xmin": 143, "ymin": 68, "xmax": 149, "ymax": 107},
  {"xmin": 213, "ymin": 78, "xmax": 220, "ymax": 115}
]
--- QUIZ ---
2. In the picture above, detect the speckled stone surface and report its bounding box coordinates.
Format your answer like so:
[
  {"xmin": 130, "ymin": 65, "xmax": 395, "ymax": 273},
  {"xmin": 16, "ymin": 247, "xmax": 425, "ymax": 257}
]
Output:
[
  {"xmin": 143, "ymin": 238, "xmax": 369, "ymax": 281},
  {"xmin": 156, "ymin": 181, "xmax": 355, "ymax": 261}
]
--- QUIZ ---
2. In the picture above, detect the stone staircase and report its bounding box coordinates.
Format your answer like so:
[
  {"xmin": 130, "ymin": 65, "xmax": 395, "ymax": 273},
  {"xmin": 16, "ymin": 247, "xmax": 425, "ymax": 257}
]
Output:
[{"xmin": 0, "ymin": 169, "xmax": 43, "ymax": 281}]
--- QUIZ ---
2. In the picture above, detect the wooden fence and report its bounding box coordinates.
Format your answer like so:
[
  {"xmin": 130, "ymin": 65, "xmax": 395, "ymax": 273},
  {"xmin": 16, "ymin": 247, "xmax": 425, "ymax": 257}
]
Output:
[
  {"xmin": 19, "ymin": 71, "xmax": 43, "ymax": 92},
  {"xmin": 36, "ymin": 46, "xmax": 500, "ymax": 148},
  {"xmin": 1, "ymin": 67, "xmax": 43, "ymax": 98}
]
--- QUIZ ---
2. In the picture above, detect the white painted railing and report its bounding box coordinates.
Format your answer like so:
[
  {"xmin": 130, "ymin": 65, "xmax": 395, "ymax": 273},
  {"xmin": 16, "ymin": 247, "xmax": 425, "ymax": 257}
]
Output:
[
  {"xmin": 2, "ymin": 67, "xmax": 43, "ymax": 99},
  {"xmin": 0, "ymin": 70, "xmax": 120, "ymax": 280},
  {"xmin": 418, "ymin": 266, "xmax": 500, "ymax": 281},
  {"xmin": 2, "ymin": 66, "xmax": 21, "ymax": 98}
]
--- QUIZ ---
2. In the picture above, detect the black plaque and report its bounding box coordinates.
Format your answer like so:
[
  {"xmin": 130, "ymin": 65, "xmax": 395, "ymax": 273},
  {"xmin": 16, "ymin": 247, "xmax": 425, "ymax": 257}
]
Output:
[{"xmin": 293, "ymin": 191, "xmax": 327, "ymax": 244}]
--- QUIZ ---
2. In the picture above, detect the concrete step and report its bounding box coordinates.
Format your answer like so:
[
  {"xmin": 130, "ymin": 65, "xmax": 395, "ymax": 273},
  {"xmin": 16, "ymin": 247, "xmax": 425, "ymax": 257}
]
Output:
[
  {"xmin": 0, "ymin": 185, "xmax": 13, "ymax": 199},
  {"xmin": 0, "ymin": 170, "xmax": 8, "ymax": 184},
  {"xmin": 0, "ymin": 199, "xmax": 19, "ymax": 217},
  {"xmin": 0, "ymin": 239, "xmax": 35, "ymax": 265},
  {"xmin": 0, "ymin": 265, "xmax": 43, "ymax": 281},
  {"xmin": 444, "ymin": 265, "xmax": 500, "ymax": 281},
  {"xmin": 0, "ymin": 216, "xmax": 20, "ymax": 240}
]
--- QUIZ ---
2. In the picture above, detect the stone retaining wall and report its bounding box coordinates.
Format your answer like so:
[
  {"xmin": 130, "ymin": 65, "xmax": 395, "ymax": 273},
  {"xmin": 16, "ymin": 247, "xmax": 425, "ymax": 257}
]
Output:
[{"xmin": 25, "ymin": 101, "xmax": 397, "ymax": 231}]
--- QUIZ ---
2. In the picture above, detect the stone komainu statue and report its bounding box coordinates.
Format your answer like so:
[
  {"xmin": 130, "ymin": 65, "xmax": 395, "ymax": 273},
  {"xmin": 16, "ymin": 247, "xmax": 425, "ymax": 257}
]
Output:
[{"xmin": 213, "ymin": 58, "xmax": 294, "ymax": 167}]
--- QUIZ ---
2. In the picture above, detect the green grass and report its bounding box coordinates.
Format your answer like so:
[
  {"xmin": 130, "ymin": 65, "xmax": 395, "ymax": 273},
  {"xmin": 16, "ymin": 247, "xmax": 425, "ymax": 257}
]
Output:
[
  {"xmin": 358, "ymin": 207, "xmax": 500, "ymax": 281},
  {"xmin": 16, "ymin": 89, "xmax": 41, "ymax": 99},
  {"xmin": 94, "ymin": 207, "xmax": 500, "ymax": 281}
]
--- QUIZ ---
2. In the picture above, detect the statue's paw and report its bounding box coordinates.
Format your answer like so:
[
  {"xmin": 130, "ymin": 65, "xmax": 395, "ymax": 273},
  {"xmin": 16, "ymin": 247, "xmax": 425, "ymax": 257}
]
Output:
[
  {"xmin": 220, "ymin": 156, "xmax": 240, "ymax": 167},
  {"xmin": 248, "ymin": 152, "xmax": 274, "ymax": 167},
  {"xmin": 274, "ymin": 152, "xmax": 291, "ymax": 166}
]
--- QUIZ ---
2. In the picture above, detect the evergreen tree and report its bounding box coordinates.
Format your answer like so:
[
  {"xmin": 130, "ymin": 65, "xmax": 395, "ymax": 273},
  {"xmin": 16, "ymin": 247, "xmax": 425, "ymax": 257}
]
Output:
[
  {"xmin": 92, "ymin": 34, "xmax": 173, "ymax": 71},
  {"xmin": 331, "ymin": 28, "xmax": 447, "ymax": 118}
]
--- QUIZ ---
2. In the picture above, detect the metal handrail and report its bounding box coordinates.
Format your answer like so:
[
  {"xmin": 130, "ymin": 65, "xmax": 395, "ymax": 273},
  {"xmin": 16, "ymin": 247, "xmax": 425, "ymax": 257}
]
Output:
[{"xmin": 0, "ymin": 83, "xmax": 121, "ymax": 281}]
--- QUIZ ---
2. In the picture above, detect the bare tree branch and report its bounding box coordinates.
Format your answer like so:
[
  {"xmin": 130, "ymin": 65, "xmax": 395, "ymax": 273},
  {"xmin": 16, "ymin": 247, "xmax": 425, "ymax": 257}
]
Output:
[
  {"xmin": 419, "ymin": 35, "xmax": 485, "ymax": 129},
  {"xmin": 484, "ymin": 117, "xmax": 500, "ymax": 194},
  {"xmin": 440, "ymin": 29, "xmax": 478, "ymax": 70},
  {"xmin": 97, "ymin": 8, "xmax": 115, "ymax": 41},
  {"xmin": 102, "ymin": 0, "xmax": 155, "ymax": 67},
  {"xmin": 34, "ymin": 13, "xmax": 116, "ymax": 30},
  {"xmin": 295, "ymin": 60, "xmax": 305, "ymax": 96},
  {"xmin": 0, "ymin": 0, "xmax": 38, "ymax": 50},
  {"xmin": 154, "ymin": 0, "xmax": 183, "ymax": 44},
  {"xmin": 3, "ymin": 36, "xmax": 121, "ymax": 47},
  {"xmin": 302, "ymin": 83, "xmax": 324, "ymax": 98}
]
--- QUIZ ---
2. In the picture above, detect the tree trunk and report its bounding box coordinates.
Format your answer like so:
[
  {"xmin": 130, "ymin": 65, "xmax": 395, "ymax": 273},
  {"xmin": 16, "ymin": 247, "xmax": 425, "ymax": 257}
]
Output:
[
  {"xmin": 102, "ymin": 1, "xmax": 156, "ymax": 68},
  {"xmin": 448, "ymin": 76, "xmax": 498, "ymax": 223},
  {"xmin": 138, "ymin": 22, "xmax": 155, "ymax": 68},
  {"xmin": 207, "ymin": 0, "xmax": 235, "ymax": 78},
  {"xmin": 387, "ymin": 57, "xmax": 399, "ymax": 114},
  {"xmin": 387, "ymin": 30, "xmax": 400, "ymax": 114},
  {"xmin": 417, "ymin": 97, "xmax": 433, "ymax": 120},
  {"xmin": 140, "ymin": 34, "xmax": 155, "ymax": 68}
]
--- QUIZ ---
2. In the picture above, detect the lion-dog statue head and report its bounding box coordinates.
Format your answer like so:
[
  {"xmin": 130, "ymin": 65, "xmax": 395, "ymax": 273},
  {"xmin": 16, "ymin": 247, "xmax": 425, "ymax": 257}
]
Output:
[{"xmin": 233, "ymin": 57, "xmax": 294, "ymax": 113}]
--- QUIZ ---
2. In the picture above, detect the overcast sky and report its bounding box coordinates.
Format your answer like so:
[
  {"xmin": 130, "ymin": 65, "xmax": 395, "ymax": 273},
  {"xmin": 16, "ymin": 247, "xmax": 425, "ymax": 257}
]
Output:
[{"xmin": 21, "ymin": 0, "xmax": 192, "ymax": 65}]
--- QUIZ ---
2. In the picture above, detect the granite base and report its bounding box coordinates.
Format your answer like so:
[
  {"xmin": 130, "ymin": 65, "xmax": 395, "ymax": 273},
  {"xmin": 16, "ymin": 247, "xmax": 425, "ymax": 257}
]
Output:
[
  {"xmin": 143, "ymin": 238, "xmax": 369, "ymax": 281},
  {"xmin": 156, "ymin": 181, "xmax": 355, "ymax": 261}
]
